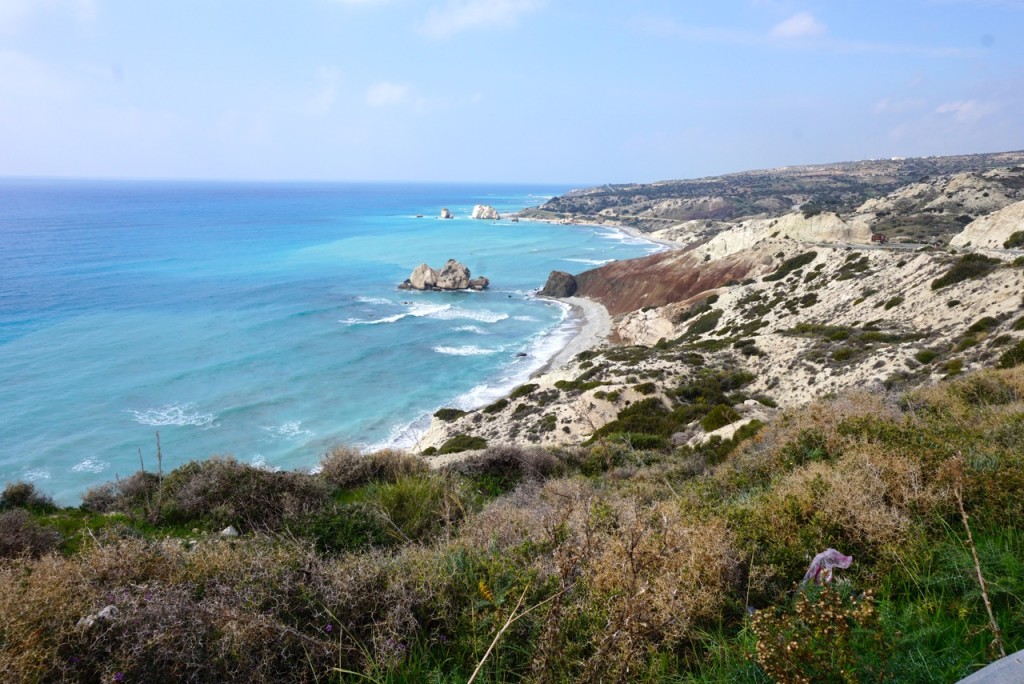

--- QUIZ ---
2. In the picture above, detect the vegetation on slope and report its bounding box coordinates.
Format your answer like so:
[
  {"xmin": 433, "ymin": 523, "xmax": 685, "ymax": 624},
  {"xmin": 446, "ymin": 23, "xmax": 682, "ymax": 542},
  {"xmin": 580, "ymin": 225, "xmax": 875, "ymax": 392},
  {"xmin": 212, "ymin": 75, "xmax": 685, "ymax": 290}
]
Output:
[{"xmin": 3, "ymin": 365, "xmax": 1024, "ymax": 682}]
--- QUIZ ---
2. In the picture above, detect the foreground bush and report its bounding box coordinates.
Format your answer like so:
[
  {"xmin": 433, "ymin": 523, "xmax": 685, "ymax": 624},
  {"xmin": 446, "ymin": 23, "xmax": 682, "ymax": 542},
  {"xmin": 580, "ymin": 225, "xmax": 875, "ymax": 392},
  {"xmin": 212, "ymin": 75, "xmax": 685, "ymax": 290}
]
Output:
[{"xmin": 2, "ymin": 367, "xmax": 1024, "ymax": 681}]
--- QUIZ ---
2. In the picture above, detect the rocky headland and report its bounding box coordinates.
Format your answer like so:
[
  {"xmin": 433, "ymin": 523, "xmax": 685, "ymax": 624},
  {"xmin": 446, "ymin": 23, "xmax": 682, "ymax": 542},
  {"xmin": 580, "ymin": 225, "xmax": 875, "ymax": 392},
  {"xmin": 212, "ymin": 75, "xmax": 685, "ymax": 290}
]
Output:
[{"xmin": 418, "ymin": 154, "xmax": 1024, "ymax": 458}]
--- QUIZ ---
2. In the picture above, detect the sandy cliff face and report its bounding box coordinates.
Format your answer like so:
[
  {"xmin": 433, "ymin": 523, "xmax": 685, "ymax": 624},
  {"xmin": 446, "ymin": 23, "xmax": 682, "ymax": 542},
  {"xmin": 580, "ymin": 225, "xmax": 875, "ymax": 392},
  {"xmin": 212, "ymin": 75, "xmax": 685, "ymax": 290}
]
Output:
[
  {"xmin": 419, "ymin": 239, "xmax": 1024, "ymax": 453},
  {"xmin": 950, "ymin": 200, "xmax": 1024, "ymax": 249},
  {"xmin": 693, "ymin": 211, "xmax": 873, "ymax": 262}
]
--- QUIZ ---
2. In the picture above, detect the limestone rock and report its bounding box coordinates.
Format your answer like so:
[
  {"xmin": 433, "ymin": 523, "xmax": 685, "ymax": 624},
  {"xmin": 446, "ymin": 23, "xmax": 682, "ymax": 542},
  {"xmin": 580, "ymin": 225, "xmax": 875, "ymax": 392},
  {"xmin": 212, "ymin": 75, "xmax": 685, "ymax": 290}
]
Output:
[
  {"xmin": 399, "ymin": 259, "xmax": 487, "ymax": 291},
  {"xmin": 440, "ymin": 208, "xmax": 453, "ymax": 219},
  {"xmin": 539, "ymin": 271, "xmax": 577, "ymax": 297},
  {"xmin": 471, "ymin": 204, "xmax": 500, "ymax": 220},
  {"xmin": 220, "ymin": 525, "xmax": 239, "ymax": 538},
  {"xmin": 950, "ymin": 200, "xmax": 1024, "ymax": 249},
  {"xmin": 409, "ymin": 264, "xmax": 439, "ymax": 290},
  {"xmin": 695, "ymin": 211, "xmax": 873, "ymax": 262}
]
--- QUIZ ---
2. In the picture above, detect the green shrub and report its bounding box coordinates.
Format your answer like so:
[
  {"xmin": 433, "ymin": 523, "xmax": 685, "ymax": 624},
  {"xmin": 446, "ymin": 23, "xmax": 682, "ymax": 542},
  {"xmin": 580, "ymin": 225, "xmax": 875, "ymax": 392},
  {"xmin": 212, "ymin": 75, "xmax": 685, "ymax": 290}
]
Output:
[
  {"xmin": 433, "ymin": 407, "xmax": 466, "ymax": 422},
  {"xmin": 931, "ymin": 254, "xmax": 1001, "ymax": 290},
  {"xmin": 0, "ymin": 481, "xmax": 55, "ymax": 512},
  {"xmin": 289, "ymin": 502, "xmax": 394, "ymax": 553},
  {"xmin": 701, "ymin": 404, "xmax": 741, "ymax": 432},
  {"xmin": 1004, "ymin": 231, "xmax": 1024, "ymax": 249},
  {"xmin": 633, "ymin": 381, "xmax": 657, "ymax": 395},
  {"xmin": 915, "ymin": 349, "xmax": 939, "ymax": 364},
  {"xmin": 685, "ymin": 309, "xmax": 724, "ymax": 337},
  {"xmin": 967, "ymin": 316, "xmax": 1000, "ymax": 334},
  {"xmin": 483, "ymin": 398, "xmax": 509, "ymax": 414},
  {"xmin": 438, "ymin": 434, "xmax": 487, "ymax": 454},
  {"xmin": 997, "ymin": 341, "xmax": 1024, "ymax": 369},
  {"xmin": 508, "ymin": 384, "xmax": 539, "ymax": 400},
  {"xmin": 883, "ymin": 296, "xmax": 904, "ymax": 310},
  {"xmin": 833, "ymin": 348, "xmax": 854, "ymax": 362},
  {"xmin": 363, "ymin": 475, "xmax": 459, "ymax": 542},
  {"xmin": 764, "ymin": 252, "xmax": 818, "ymax": 282}
]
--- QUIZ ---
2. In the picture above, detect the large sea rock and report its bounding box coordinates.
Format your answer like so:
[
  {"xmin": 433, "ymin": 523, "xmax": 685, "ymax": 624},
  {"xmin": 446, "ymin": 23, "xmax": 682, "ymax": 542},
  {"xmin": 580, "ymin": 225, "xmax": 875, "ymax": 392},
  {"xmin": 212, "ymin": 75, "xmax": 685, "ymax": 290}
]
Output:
[
  {"xmin": 539, "ymin": 270, "xmax": 577, "ymax": 297},
  {"xmin": 471, "ymin": 205, "xmax": 500, "ymax": 220},
  {"xmin": 399, "ymin": 259, "xmax": 488, "ymax": 291}
]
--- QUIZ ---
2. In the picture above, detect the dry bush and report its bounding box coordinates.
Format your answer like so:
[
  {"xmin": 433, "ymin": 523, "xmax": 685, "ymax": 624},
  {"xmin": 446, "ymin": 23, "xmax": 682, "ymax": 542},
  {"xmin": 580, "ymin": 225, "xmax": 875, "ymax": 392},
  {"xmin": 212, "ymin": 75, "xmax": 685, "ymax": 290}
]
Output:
[
  {"xmin": 585, "ymin": 504, "xmax": 740, "ymax": 679},
  {"xmin": 0, "ymin": 509, "xmax": 61, "ymax": 558},
  {"xmin": 82, "ymin": 470, "xmax": 160, "ymax": 513},
  {"xmin": 443, "ymin": 444, "xmax": 564, "ymax": 491},
  {"xmin": 318, "ymin": 447, "xmax": 427, "ymax": 489},
  {"xmin": 0, "ymin": 481, "xmax": 55, "ymax": 511},
  {"xmin": 0, "ymin": 535, "xmax": 354, "ymax": 682},
  {"xmin": 724, "ymin": 391, "xmax": 899, "ymax": 490},
  {"xmin": 158, "ymin": 457, "xmax": 330, "ymax": 530}
]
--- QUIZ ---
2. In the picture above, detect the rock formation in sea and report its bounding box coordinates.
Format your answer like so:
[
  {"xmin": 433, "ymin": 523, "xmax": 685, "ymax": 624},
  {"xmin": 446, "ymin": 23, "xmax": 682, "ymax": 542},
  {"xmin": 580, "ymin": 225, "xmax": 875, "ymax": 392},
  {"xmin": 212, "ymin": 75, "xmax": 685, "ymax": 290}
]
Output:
[
  {"xmin": 539, "ymin": 271, "xmax": 577, "ymax": 297},
  {"xmin": 471, "ymin": 205, "xmax": 500, "ymax": 220},
  {"xmin": 398, "ymin": 259, "xmax": 489, "ymax": 291},
  {"xmin": 440, "ymin": 208, "xmax": 453, "ymax": 219}
]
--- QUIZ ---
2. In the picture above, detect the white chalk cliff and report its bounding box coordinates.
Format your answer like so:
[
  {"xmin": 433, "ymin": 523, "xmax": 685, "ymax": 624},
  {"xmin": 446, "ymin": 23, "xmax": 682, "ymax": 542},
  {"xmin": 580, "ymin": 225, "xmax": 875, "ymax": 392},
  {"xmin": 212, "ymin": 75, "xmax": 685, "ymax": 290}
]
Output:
[
  {"xmin": 950, "ymin": 200, "xmax": 1024, "ymax": 249},
  {"xmin": 695, "ymin": 211, "xmax": 872, "ymax": 262}
]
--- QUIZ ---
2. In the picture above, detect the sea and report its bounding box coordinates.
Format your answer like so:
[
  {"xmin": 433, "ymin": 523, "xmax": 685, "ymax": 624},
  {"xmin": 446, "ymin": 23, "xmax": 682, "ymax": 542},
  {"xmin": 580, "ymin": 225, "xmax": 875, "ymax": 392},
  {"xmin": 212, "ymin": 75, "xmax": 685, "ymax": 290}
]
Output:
[{"xmin": 0, "ymin": 180, "xmax": 660, "ymax": 503}]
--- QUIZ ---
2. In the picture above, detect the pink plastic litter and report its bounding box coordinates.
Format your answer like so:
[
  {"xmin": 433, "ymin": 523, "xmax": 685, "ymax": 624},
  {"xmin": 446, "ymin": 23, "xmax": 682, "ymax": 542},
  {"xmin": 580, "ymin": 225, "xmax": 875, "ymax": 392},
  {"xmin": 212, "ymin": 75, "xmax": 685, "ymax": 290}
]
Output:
[{"xmin": 801, "ymin": 548, "xmax": 853, "ymax": 587}]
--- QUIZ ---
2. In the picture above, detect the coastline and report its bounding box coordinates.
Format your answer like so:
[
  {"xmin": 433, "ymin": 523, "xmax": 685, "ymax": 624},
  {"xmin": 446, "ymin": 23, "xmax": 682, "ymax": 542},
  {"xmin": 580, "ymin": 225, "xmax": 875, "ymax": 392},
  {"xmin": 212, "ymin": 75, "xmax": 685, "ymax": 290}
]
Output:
[
  {"xmin": 533, "ymin": 296, "xmax": 611, "ymax": 376},
  {"xmin": 411, "ymin": 218, "xmax": 673, "ymax": 455}
]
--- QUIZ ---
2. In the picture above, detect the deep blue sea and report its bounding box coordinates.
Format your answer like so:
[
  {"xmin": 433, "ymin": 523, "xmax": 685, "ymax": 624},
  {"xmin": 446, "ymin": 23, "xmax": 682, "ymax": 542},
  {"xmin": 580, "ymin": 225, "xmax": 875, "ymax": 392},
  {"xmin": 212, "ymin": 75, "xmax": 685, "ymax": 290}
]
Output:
[{"xmin": 0, "ymin": 180, "xmax": 658, "ymax": 503}]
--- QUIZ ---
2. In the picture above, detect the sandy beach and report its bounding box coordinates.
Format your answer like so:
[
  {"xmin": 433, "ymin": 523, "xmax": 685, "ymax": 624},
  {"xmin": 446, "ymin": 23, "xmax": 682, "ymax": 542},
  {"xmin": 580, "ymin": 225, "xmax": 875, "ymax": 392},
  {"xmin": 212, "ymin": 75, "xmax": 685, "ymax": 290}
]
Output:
[{"xmin": 535, "ymin": 296, "xmax": 612, "ymax": 375}]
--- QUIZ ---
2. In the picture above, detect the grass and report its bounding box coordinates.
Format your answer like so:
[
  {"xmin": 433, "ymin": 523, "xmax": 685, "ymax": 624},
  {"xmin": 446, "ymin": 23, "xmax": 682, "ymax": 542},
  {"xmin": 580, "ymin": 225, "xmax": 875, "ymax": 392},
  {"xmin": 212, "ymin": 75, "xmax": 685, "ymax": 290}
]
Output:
[{"xmin": 3, "ymin": 367, "xmax": 1024, "ymax": 681}]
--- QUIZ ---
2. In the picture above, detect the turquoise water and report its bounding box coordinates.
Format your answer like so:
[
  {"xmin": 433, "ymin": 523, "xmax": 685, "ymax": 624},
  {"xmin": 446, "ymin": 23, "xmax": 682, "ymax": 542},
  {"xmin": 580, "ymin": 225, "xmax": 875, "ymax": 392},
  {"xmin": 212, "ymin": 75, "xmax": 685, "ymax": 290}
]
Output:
[{"xmin": 0, "ymin": 180, "xmax": 658, "ymax": 503}]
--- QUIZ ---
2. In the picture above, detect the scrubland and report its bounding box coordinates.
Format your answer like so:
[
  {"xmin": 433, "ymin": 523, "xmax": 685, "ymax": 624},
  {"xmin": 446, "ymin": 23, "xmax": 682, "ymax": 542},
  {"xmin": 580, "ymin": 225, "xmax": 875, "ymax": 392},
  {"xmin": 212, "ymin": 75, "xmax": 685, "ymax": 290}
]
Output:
[{"xmin": 4, "ymin": 363, "xmax": 1024, "ymax": 682}]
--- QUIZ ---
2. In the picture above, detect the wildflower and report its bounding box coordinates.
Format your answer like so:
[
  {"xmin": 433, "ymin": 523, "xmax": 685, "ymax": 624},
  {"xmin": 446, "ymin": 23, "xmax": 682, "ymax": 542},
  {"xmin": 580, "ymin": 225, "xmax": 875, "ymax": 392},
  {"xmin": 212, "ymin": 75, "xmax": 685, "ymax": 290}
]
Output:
[
  {"xmin": 324, "ymin": 623, "xmax": 334, "ymax": 633},
  {"xmin": 113, "ymin": 673, "xmax": 125, "ymax": 682}
]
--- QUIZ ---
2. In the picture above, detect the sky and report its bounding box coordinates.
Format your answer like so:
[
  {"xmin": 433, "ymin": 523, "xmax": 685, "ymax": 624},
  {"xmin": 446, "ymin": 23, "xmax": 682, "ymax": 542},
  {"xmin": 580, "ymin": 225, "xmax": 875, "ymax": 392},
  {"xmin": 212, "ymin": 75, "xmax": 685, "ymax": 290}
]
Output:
[{"xmin": 1, "ymin": 0, "xmax": 1023, "ymax": 184}]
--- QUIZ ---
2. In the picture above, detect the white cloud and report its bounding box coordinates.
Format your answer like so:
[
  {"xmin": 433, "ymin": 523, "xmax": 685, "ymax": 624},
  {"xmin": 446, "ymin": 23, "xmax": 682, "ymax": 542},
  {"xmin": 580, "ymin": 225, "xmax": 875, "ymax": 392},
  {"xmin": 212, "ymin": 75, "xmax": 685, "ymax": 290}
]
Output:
[
  {"xmin": 0, "ymin": 0, "xmax": 95, "ymax": 33},
  {"xmin": 366, "ymin": 81, "xmax": 410, "ymax": 107},
  {"xmin": 770, "ymin": 11, "xmax": 826, "ymax": 39},
  {"xmin": 874, "ymin": 97, "xmax": 928, "ymax": 115},
  {"xmin": 935, "ymin": 99, "xmax": 998, "ymax": 123},
  {"xmin": 419, "ymin": 0, "xmax": 543, "ymax": 40}
]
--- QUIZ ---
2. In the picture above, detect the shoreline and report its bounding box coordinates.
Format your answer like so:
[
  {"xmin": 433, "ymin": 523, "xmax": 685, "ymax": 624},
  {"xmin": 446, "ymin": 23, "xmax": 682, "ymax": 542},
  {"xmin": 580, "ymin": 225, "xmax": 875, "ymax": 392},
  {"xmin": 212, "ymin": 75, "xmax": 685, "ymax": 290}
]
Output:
[
  {"xmin": 533, "ymin": 296, "xmax": 612, "ymax": 377},
  {"xmin": 410, "ymin": 218, "xmax": 670, "ymax": 454}
]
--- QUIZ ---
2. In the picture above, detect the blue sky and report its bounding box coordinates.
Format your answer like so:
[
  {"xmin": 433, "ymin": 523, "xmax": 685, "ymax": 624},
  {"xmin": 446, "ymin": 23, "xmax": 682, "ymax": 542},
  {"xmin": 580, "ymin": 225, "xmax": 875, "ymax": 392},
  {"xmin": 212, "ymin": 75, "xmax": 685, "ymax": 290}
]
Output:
[{"xmin": 1, "ymin": 0, "xmax": 1022, "ymax": 183}]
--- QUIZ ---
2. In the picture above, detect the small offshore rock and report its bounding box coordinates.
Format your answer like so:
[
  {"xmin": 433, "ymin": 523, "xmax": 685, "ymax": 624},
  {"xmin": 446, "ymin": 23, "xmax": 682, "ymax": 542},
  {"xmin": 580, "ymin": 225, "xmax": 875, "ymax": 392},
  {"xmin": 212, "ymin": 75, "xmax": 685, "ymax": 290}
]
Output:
[
  {"xmin": 468, "ymin": 276, "xmax": 490, "ymax": 290},
  {"xmin": 471, "ymin": 204, "xmax": 499, "ymax": 220},
  {"xmin": 539, "ymin": 270, "xmax": 577, "ymax": 297},
  {"xmin": 220, "ymin": 525, "xmax": 239, "ymax": 538},
  {"xmin": 440, "ymin": 207, "xmax": 453, "ymax": 219}
]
